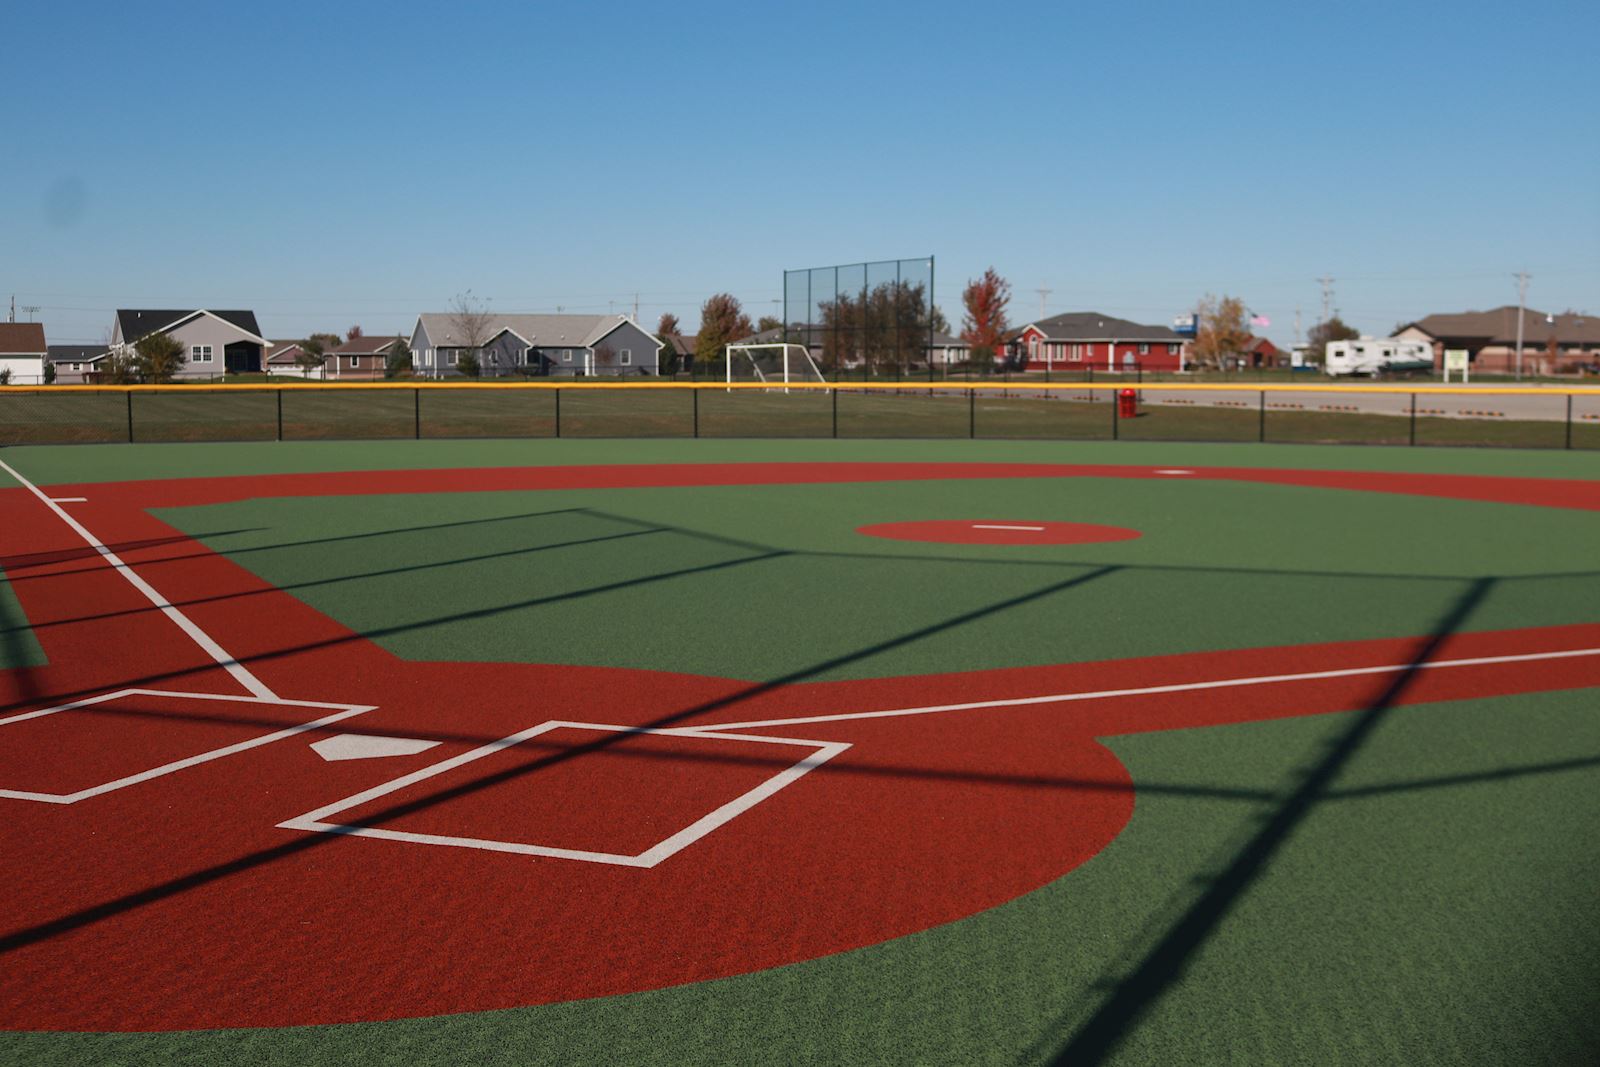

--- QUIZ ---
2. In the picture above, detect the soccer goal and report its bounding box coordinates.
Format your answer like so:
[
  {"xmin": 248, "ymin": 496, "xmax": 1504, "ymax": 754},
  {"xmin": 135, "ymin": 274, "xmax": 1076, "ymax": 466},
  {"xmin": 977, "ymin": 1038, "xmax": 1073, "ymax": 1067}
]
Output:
[{"xmin": 725, "ymin": 343, "xmax": 828, "ymax": 391}]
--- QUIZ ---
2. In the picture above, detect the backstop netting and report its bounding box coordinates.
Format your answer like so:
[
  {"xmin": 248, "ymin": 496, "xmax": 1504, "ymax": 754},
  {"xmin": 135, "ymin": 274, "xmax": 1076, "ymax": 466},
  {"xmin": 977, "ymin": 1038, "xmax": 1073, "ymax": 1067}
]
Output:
[{"xmin": 784, "ymin": 257, "xmax": 937, "ymax": 377}]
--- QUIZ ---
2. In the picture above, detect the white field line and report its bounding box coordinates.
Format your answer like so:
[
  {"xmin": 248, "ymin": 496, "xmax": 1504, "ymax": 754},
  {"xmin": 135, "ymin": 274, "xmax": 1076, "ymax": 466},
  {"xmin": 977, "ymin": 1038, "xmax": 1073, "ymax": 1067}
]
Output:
[
  {"xmin": 0, "ymin": 457, "xmax": 277, "ymax": 701},
  {"xmin": 973, "ymin": 524, "xmax": 1046, "ymax": 531},
  {"xmin": 48, "ymin": 497, "xmax": 87, "ymax": 503},
  {"xmin": 689, "ymin": 646, "xmax": 1600, "ymax": 734}
]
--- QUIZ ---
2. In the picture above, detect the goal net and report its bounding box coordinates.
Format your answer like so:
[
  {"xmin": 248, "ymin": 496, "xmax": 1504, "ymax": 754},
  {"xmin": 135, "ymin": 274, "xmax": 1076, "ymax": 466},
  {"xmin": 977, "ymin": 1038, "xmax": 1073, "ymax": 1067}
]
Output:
[{"xmin": 725, "ymin": 343, "xmax": 828, "ymax": 390}]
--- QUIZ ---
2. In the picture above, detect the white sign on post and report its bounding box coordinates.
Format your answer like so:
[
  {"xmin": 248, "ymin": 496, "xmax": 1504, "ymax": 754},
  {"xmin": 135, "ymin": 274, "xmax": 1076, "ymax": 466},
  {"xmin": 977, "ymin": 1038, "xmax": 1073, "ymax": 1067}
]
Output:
[{"xmin": 1443, "ymin": 349, "xmax": 1469, "ymax": 383}]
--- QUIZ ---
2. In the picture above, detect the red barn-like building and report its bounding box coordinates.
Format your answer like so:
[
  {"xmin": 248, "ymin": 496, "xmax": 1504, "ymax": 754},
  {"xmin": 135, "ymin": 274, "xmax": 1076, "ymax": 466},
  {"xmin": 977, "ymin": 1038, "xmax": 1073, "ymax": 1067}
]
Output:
[{"xmin": 1012, "ymin": 312, "xmax": 1188, "ymax": 372}]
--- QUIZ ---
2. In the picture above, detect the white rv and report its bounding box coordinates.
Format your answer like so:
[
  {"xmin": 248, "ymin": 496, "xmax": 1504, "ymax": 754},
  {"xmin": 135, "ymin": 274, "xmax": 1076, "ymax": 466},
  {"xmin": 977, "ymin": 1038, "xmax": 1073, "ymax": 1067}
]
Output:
[{"xmin": 1324, "ymin": 338, "xmax": 1433, "ymax": 377}]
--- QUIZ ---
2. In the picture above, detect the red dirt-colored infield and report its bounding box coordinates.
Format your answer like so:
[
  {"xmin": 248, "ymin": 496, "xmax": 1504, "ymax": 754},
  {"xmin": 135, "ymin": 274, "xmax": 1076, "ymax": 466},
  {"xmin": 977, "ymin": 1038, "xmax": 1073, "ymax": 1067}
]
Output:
[
  {"xmin": 857, "ymin": 519, "xmax": 1142, "ymax": 545},
  {"xmin": 3, "ymin": 461, "xmax": 1600, "ymax": 1031}
]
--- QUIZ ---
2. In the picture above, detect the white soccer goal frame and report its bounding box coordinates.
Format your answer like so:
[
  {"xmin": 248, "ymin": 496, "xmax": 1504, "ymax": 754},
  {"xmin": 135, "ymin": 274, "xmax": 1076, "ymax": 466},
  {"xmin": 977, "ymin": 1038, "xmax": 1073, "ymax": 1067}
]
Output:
[{"xmin": 724, "ymin": 343, "xmax": 828, "ymax": 392}]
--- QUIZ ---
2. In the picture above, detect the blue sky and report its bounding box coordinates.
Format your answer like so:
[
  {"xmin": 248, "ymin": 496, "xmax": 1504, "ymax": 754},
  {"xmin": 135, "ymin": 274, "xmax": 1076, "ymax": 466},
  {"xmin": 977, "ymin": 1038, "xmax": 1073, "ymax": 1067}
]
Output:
[{"xmin": 5, "ymin": 0, "xmax": 1596, "ymax": 345}]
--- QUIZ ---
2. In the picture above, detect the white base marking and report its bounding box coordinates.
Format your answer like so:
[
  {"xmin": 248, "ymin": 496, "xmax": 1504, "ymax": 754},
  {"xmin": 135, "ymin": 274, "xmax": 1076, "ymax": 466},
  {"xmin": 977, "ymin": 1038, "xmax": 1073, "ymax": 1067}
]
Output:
[
  {"xmin": 48, "ymin": 497, "xmax": 87, "ymax": 503},
  {"xmin": 973, "ymin": 524, "xmax": 1046, "ymax": 532},
  {"xmin": 1153, "ymin": 469, "xmax": 1193, "ymax": 475},
  {"xmin": 280, "ymin": 720, "xmax": 848, "ymax": 867},
  {"xmin": 311, "ymin": 734, "xmax": 442, "ymax": 762},
  {"xmin": 0, "ymin": 457, "xmax": 277, "ymax": 701},
  {"xmin": 0, "ymin": 689, "xmax": 375, "ymax": 804},
  {"xmin": 689, "ymin": 646, "xmax": 1600, "ymax": 734}
]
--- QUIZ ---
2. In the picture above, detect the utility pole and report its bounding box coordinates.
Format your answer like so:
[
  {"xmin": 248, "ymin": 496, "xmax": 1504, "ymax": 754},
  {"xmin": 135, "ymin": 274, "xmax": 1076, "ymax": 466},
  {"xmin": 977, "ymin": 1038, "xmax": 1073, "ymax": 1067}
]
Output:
[
  {"xmin": 1293, "ymin": 308, "xmax": 1303, "ymax": 344},
  {"xmin": 1316, "ymin": 276, "xmax": 1334, "ymax": 327},
  {"xmin": 1035, "ymin": 287, "xmax": 1052, "ymax": 319},
  {"xmin": 7, "ymin": 295, "xmax": 13, "ymax": 323},
  {"xmin": 1513, "ymin": 270, "xmax": 1531, "ymax": 381},
  {"xmin": 632, "ymin": 293, "xmax": 639, "ymax": 320}
]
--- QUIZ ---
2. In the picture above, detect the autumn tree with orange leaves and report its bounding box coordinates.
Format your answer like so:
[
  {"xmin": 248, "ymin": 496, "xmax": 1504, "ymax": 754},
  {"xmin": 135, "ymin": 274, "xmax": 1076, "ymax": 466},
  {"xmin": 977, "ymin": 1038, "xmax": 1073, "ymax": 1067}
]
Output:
[{"xmin": 961, "ymin": 268, "xmax": 1011, "ymax": 370}]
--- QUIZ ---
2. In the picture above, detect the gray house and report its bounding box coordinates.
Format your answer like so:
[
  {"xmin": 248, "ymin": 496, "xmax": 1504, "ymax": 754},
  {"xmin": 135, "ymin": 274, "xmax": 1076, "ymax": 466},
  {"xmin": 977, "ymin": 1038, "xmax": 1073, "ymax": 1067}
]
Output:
[
  {"xmin": 110, "ymin": 309, "xmax": 269, "ymax": 377},
  {"xmin": 48, "ymin": 344, "xmax": 108, "ymax": 383},
  {"xmin": 409, "ymin": 313, "xmax": 663, "ymax": 378}
]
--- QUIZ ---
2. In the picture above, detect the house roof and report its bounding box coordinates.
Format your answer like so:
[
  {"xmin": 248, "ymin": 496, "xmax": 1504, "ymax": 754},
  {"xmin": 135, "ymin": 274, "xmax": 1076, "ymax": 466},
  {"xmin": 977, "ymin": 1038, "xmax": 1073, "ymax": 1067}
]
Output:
[
  {"xmin": 116, "ymin": 309, "xmax": 266, "ymax": 345},
  {"xmin": 662, "ymin": 333, "xmax": 697, "ymax": 357},
  {"xmin": 47, "ymin": 344, "xmax": 106, "ymax": 364},
  {"xmin": 416, "ymin": 313, "xmax": 657, "ymax": 350},
  {"xmin": 1024, "ymin": 312, "xmax": 1183, "ymax": 342},
  {"xmin": 0, "ymin": 322, "xmax": 48, "ymax": 355},
  {"xmin": 265, "ymin": 342, "xmax": 307, "ymax": 365},
  {"xmin": 330, "ymin": 334, "xmax": 403, "ymax": 356},
  {"xmin": 1400, "ymin": 306, "xmax": 1600, "ymax": 347},
  {"xmin": 929, "ymin": 330, "xmax": 967, "ymax": 347}
]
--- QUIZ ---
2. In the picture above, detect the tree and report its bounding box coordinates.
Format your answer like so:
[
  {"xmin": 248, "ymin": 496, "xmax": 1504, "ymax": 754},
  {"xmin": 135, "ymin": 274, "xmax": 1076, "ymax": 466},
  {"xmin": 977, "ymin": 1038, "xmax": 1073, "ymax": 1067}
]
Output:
[
  {"xmin": 1192, "ymin": 294, "xmax": 1252, "ymax": 370},
  {"xmin": 346, "ymin": 325, "xmax": 364, "ymax": 341},
  {"xmin": 655, "ymin": 312, "xmax": 683, "ymax": 375},
  {"xmin": 756, "ymin": 315, "xmax": 782, "ymax": 333},
  {"xmin": 0, "ymin": 367, "xmax": 10, "ymax": 386},
  {"xmin": 44, "ymin": 360, "xmax": 56, "ymax": 385},
  {"xmin": 968, "ymin": 344, "xmax": 996, "ymax": 372},
  {"xmin": 656, "ymin": 312, "xmax": 680, "ymax": 337},
  {"xmin": 296, "ymin": 337, "xmax": 329, "ymax": 377},
  {"xmin": 960, "ymin": 268, "xmax": 1012, "ymax": 362},
  {"xmin": 385, "ymin": 339, "xmax": 412, "ymax": 379},
  {"xmin": 100, "ymin": 348, "xmax": 139, "ymax": 384},
  {"xmin": 448, "ymin": 291, "xmax": 494, "ymax": 374},
  {"xmin": 134, "ymin": 332, "xmax": 186, "ymax": 382},
  {"xmin": 1304, "ymin": 315, "xmax": 1359, "ymax": 366},
  {"xmin": 695, "ymin": 293, "xmax": 753, "ymax": 371},
  {"xmin": 930, "ymin": 305, "xmax": 951, "ymax": 335}
]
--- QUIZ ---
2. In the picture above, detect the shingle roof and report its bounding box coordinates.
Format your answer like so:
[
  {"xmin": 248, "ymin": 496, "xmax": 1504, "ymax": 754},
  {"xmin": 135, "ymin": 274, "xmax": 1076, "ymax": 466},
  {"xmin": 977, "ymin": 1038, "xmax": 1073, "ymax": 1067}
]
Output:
[
  {"xmin": 1026, "ymin": 312, "xmax": 1182, "ymax": 342},
  {"xmin": 416, "ymin": 313, "xmax": 653, "ymax": 350},
  {"xmin": 1401, "ymin": 307, "xmax": 1600, "ymax": 346},
  {"xmin": 115, "ymin": 309, "xmax": 265, "ymax": 344},
  {"xmin": 330, "ymin": 334, "xmax": 403, "ymax": 356},
  {"xmin": 47, "ymin": 344, "xmax": 106, "ymax": 364},
  {"xmin": 0, "ymin": 322, "xmax": 48, "ymax": 355},
  {"xmin": 265, "ymin": 342, "xmax": 306, "ymax": 365}
]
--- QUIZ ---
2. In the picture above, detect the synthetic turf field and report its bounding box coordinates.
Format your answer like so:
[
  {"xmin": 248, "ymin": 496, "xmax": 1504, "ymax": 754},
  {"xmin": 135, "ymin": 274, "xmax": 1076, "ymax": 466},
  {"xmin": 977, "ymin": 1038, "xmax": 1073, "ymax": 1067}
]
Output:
[{"xmin": 0, "ymin": 438, "xmax": 1597, "ymax": 1065}]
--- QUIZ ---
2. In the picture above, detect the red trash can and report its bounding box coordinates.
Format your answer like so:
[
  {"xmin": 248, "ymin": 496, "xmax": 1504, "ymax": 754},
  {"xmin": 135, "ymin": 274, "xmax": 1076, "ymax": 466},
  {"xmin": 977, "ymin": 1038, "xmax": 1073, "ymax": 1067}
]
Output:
[{"xmin": 1118, "ymin": 388, "xmax": 1138, "ymax": 419}]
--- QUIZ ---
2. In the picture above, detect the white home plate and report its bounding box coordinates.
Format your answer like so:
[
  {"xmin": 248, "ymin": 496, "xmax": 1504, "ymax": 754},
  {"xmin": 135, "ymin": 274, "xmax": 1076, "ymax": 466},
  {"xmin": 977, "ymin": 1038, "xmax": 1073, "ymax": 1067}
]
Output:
[{"xmin": 311, "ymin": 734, "xmax": 442, "ymax": 762}]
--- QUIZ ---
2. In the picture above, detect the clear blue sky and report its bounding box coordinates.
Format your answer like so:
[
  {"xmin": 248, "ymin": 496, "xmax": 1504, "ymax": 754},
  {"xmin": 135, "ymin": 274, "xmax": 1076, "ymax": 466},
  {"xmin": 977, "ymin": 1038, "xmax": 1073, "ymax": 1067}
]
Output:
[{"xmin": 6, "ymin": 0, "xmax": 1597, "ymax": 345}]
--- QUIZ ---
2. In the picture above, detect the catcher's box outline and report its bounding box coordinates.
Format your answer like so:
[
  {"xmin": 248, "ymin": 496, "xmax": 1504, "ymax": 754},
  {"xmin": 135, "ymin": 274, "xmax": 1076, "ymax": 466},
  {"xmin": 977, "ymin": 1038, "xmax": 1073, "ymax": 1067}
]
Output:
[{"xmin": 278, "ymin": 720, "xmax": 850, "ymax": 867}]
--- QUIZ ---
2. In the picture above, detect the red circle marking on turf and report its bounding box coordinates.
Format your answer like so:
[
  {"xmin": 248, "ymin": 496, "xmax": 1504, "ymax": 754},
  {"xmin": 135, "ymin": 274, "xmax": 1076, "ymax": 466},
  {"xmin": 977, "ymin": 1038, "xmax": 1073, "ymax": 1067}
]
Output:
[{"xmin": 857, "ymin": 519, "xmax": 1142, "ymax": 545}]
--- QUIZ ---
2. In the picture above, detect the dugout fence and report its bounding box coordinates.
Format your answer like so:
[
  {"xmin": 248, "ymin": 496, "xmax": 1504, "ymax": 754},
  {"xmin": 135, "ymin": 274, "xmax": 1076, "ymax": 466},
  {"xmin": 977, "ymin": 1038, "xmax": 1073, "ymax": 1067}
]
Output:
[{"xmin": 1, "ymin": 382, "xmax": 1599, "ymax": 450}]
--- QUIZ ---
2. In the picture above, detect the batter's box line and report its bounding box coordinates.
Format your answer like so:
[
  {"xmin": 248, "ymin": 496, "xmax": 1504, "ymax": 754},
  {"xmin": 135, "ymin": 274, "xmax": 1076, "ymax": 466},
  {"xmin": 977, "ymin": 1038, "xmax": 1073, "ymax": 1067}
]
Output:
[
  {"xmin": 277, "ymin": 720, "xmax": 850, "ymax": 868},
  {"xmin": 0, "ymin": 688, "xmax": 377, "ymax": 805}
]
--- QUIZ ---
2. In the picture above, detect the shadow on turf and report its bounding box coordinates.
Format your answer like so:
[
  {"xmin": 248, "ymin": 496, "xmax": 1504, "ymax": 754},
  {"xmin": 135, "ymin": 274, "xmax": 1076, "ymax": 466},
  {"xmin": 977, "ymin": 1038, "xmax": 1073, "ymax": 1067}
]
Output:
[
  {"xmin": 0, "ymin": 562, "xmax": 1128, "ymax": 956},
  {"xmin": 1025, "ymin": 577, "xmax": 1498, "ymax": 1066}
]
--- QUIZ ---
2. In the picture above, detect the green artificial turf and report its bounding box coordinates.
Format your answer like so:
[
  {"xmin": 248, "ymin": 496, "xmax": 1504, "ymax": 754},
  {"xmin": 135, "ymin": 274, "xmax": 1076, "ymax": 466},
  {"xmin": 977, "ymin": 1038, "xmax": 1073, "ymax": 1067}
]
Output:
[
  {"xmin": 5, "ymin": 688, "xmax": 1594, "ymax": 1065},
  {"xmin": 0, "ymin": 572, "xmax": 46, "ymax": 671},
  {"xmin": 155, "ymin": 477, "xmax": 1600, "ymax": 683},
  {"xmin": 6, "ymin": 437, "xmax": 1600, "ymax": 488}
]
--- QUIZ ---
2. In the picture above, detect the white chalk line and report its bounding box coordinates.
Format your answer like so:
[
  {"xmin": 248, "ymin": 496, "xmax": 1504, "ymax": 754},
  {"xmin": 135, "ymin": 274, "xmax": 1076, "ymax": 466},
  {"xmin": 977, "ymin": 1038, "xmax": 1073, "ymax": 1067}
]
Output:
[
  {"xmin": 972, "ymin": 524, "xmax": 1046, "ymax": 531},
  {"xmin": 0, "ymin": 457, "xmax": 277, "ymax": 700},
  {"xmin": 687, "ymin": 646, "xmax": 1600, "ymax": 734}
]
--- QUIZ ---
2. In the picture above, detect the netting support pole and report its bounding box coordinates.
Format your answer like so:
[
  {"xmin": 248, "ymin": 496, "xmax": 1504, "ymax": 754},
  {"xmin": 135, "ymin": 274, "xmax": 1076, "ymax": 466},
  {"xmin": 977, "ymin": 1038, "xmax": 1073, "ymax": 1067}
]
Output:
[
  {"xmin": 1409, "ymin": 393, "xmax": 1417, "ymax": 446},
  {"xmin": 1112, "ymin": 389, "xmax": 1120, "ymax": 440},
  {"xmin": 554, "ymin": 387, "xmax": 562, "ymax": 437},
  {"xmin": 1258, "ymin": 391, "xmax": 1266, "ymax": 442},
  {"xmin": 126, "ymin": 391, "xmax": 134, "ymax": 443},
  {"xmin": 692, "ymin": 387, "xmax": 699, "ymax": 438},
  {"xmin": 832, "ymin": 386, "xmax": 839, "ymax": 438},
  {"xmin": 1565, "ymin": 394, "xmax": 1573, "ymax": 450},
  {"xmin": 968, "ymin": 388, "xmax": 976, "ymax": 438},
  {"xmin": 276, "ymin": 389, "xmax": 283, "ymax": 441},
  {"xmin": 414, "ymin": 388, "xmax": 421, "ymax": 439}
]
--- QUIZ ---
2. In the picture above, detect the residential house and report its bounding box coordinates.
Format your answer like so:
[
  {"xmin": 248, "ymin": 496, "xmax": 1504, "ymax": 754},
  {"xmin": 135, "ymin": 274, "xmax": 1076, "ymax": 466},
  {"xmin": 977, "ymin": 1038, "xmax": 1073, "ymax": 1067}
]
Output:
[
  {"xmin": 662, "ymin": 332, "xmax": 696, "ymax": 372},
  {"xmin": 110, "ymin": 309, "xmax": 269, "ymax": 377},
  {"xmin": 0, "ymin": 323, "xmax": 49, "ymax": 383},
  {"xmin": 926, "ymin": 330, "xmax": 971, "ymax": 366},
  {"xmin": 1241, "ymin": 335, "xmax": 1283, "ymax": 368},
  {"xmin": 409, "ymin": 313, "xmax": 662, "ymax": 377},
  {"xmin": 264, "ymin": 342, "xmax": 327, "ymax": 379},
  {"xmin": 1012, "ymin": 312, "xmax": 1187, "ymax": 372},
  {"xmin": 327, "ymin": 335, "xmax": 405, "ymax": 380},
  {"xmin": 47, "ymin": 344, "xmax": 107, "ymax": 383},
  {"xmin": 1395, "ymin": 307, "xmax": 1600, "ymax": 374}
]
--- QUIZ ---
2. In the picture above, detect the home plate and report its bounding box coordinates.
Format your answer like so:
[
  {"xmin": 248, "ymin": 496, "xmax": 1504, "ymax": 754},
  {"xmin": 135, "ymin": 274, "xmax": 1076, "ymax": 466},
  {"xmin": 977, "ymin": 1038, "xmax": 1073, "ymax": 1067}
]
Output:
[{"xmin": 311, "ymin": 734, "xmax": 442, "ymax": 762}]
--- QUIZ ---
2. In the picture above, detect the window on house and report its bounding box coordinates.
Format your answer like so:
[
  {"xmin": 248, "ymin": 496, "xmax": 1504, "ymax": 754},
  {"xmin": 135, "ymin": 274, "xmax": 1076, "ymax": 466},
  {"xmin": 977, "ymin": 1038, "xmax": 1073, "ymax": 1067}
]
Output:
[
  {"xmin": 562, "ymin": 351, "xmax": 572, "ymax": 362},
  {"xmin": 620, "ymin": 349, "xmax": 631, "ymax": 365},
  {"xmin": 1138, "ymin": 343, "xmax": 1150, "ymax": 355},
  {"xmin": 348, "ymin": 356, "xmax": 358, "ymax": 369},
  {"xmin": 521, "ymin": 348, "xmax": 530, "ymax": 365},
  {"xmin": 191, "ymin": 345, "xmax": 213, "ymax": 363},
  {"xmin": 447, "ymin": 350, "xmax": 457, "ymax": 365},
  {"xmin": 1169, "ymin": 343, "xmax": 1179, "ymax": 354}
]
